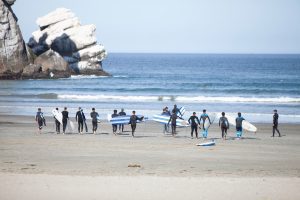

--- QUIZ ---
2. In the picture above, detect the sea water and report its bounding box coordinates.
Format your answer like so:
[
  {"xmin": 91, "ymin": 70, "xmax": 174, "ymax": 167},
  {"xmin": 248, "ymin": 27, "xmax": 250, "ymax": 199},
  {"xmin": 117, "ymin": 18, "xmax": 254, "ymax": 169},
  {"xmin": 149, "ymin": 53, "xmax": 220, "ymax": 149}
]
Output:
[{"xmin": 0, "ymin": 53, "xmax": 299, "ymax": 123}]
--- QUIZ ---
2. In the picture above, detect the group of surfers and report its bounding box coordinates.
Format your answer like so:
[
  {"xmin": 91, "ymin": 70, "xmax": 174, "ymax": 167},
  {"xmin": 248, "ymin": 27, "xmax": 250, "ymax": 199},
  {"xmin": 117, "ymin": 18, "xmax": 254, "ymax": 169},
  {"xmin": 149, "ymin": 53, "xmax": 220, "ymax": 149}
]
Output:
[{"xmin": 35, "ymin": 105, "xmax": 281, "ymax": 139}]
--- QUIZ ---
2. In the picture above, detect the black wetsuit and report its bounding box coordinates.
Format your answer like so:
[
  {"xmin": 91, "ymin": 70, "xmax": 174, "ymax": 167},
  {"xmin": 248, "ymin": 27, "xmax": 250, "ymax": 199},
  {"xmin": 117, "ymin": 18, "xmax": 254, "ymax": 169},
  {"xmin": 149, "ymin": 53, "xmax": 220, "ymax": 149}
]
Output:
[
  {"xmin": 188, "ymin": 115, "xmax": 200, "ymax": 138},
  {"xmin": 129, "ymin": 115, "xmax": 143, "ymax": 136},
  {"xmin": 76, "ymin": 111, "xmax": 86, "ymax": 133},
  {"xmin": 273, "ymin": 113, "xmax": 281, "ymax": 137},
  {"xmin": 111, "ymin": 113, "xmax": 119, "ymax": 133},
  {"xmin": 118, "ymin": 111, "xmax": 126, "ymax": 132},
  {"xmin": 90, "ymin": 111, "xmax": 99, "ymax": 132},
  {"xmin": 168, "ymin": 113, "xmax": 178, "ymax": 135},
  {"xmin": 36, "ymin": 111, "xmax": 45, "ymax": 129},
  {"xmin": 61, "ymin": 110, "xmax": 69, "ymax": 133},
  {"xmin": 219, "ymin": 116, "xmax": 229, "ymax": 138}
]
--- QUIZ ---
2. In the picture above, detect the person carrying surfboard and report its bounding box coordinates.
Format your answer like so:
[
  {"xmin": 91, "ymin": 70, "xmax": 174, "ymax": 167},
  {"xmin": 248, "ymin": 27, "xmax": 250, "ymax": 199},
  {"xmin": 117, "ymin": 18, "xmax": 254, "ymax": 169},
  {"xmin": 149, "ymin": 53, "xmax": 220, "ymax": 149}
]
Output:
[
  {"xmin": 35, "ymin": 108, "xmax": 46, "ymax": 134},
  {"xmin": 118, "ymin": 108, "xmax": 126, "ymax": 133},
  {"xmin": 54, "ymin": 108, "xmax": 61, "ymax": 134},
  {"xmin": 200, "ymin": 109, "xmax": 211, "ymax": 138},
  {"xmin": 111, "ymin": 110, "xmax": 119, "ymax": 135},
  {"xmin": 129, "ymin": 111, "xmax": 144, "ymax": 137},
  {"xmin": 172, "ymin": 104, "xmax": 182, "ymax": 118},
  {"xmin": 61, "ymin": 107, "xmax": 69, "ymax": 134},
  {"xmin": 188, "ymin": 112, "xmax": 201, "ymax": 139},
  {"xmin": 219, "ymin": 112, "xmax": 229, "ymax": 140},
  {"xmin": 76, "ymin": 107, "xmax": 86, "ymax": 134},
  {"xmin": 235, "ymin": 112, "xmax": 245, "ymax": 139},
  {"xmin": 272, "ymin": 109, "xmax": 281, "ymax": 137},
  {"xmin": 90, "ymin": 108, "xmax": 99, "ymax": 135}
]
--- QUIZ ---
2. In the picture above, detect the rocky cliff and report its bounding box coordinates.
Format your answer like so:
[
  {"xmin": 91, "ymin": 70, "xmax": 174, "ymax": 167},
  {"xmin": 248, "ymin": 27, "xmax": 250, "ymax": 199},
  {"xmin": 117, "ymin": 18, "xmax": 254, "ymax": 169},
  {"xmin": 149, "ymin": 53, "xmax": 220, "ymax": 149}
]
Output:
[
  {"xmin": 28, "ymin": 8, "xmax": 108, "ymax": 75},
  {"xmin": 0, "ymin": 0, "xmax": 29, "ymax": 79}
]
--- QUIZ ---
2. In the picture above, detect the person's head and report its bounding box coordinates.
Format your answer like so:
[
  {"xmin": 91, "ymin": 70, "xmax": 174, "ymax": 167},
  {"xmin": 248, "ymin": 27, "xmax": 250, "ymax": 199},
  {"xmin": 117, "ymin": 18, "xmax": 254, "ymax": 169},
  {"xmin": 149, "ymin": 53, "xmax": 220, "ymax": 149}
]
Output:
[
  {"xmin": 203, "ymin": 109, "xmax": 206, "ymax": 113},
  {"xmin": 56, "ymin": 107, "xmax": 58, "ymax": 111},
  {"xmin": 274, "ymin": 109, "xmax": 277, "ymax": 113},
  {"xmin": 193, "ymin": 112, "xmax": 196, "ymax": 116},
  {"xmin": 92, "ymin": 108, "xmax": 95, "ymax": 111},
  {"xmin": 78, "ymin": 107, "xmax": 81, "ymax": 111},
  {"xmin": 38, "ymin": 108, "xmax": 41, "ymax": 111},
  {"xmin": 132, "ymin": 110, "xmax": 136, "ymax": 115},
  {"xmin": 165, "ymin": 106, "xmax": 169, "ymax": 110},
  {"xmin": 174, "ymin": 104, "xmax": 177, "ymax": 108},
  {"xmin": 238, "ymin": 112, "xmax": 241, "ymax": 117},
  {"xmin": 222, "ymin": 112, "xmax": 225, "ymax": 116},
  {"xmin": 163, "ymin": 108, "xmax": 166, "ymax": 112},
  {"xmin": 64, "ymin": 107, "xmax": 67, "ymax": 110},
  {"xmin": 121, "ymin": 108, "xmax": 124, "ymax": 112},
  {"xmin": 114, "ymin": 109, "xmax": 117, "ymax": 114}
]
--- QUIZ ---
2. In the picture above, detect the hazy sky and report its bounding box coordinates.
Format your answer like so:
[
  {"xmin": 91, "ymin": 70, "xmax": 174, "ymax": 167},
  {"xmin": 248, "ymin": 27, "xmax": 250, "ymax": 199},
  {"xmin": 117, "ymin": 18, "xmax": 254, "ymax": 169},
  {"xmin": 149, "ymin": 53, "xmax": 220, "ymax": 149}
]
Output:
[{"xmin": 14, "ymin": 0, "xmax": 300, "ymax": 54}]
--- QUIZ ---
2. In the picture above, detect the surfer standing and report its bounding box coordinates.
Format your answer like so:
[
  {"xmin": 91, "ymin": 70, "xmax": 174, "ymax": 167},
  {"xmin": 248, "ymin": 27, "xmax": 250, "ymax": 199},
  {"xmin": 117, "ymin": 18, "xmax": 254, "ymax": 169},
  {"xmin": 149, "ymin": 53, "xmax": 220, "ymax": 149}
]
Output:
[
  {"xmin": 76, "ymin": 107, "xmax": 86, "ymax": 134},
  {"xmin": 188, "ymin": 112, "xmax": 201, "ymax": 139},
  {"xmin": 61, "ymin": 107, "xmax": 69, "ymax": 134},
  {"xmin": 200, "ymin": 109, "xmax": 211, "ymax": 138},
  {"xmin": 129, "ymin": 111, "xmax": 144, "ymax": 137},
  {"xmin": 172, "ymin": 104, "xmax": 182, "ymax": 117},
  {"xmin": 90, "ymin": 108, "xmax": 99, "ymax": 135},
  {"xmin": 272, "ymin": 109, "xmax": 281, "ymax": 137},
  {"xmin": 219, "ymin": 112, "xmax": 229, "ymax": 140},
  {"xmin": 235, "ymin": 112, "xmax": 245, "ymax": 138},
  {"xmin": 35, "ymin": 108, "xmax": 46, "ymax": 134},
  {"xmin": 168, "ymin": 111, "xmax": 178, "ymax": 136},
  {"xmin": 54, "ymin": 108, "xmax": 60, "ymax": 134},
  {"xmin": 111, "ymin": 110, "xmax": 119, "ymax": 135},
  {"xmin": 118, "ymin": 108, "xmax": 126, "ymax": 132}
]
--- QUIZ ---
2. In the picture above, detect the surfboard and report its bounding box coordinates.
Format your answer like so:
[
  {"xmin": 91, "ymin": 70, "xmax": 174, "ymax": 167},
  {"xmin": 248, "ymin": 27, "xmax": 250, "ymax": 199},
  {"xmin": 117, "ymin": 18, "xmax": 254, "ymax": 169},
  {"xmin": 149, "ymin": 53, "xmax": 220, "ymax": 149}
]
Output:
[
  {"xmin": 107, "ymin": 114, "xmax": 147, "ymax": 125},
  {"xmin": 177, "ymin": 106, "xmax": 185, "ymax": 117},
  {"xmin": 152, "ymin": 114, "xmax": 189, "ymax": 127},
  {"xmin": 196, "ymin": 140, "xmax": 215, "ymax": 146},
  {"xmin": 69, "ymin": 120, "xmax": 75, "ymax": 131},
  {"xmin": 226, "ymin": 115, "xmax": 257, "ymax": 132},
  {"xmin": 203, "ymin": 113, "xmax": 217, "ymax": 130},
  {"xmin": 52, "ymin": 109, "xmax": 63, "ymax": 124}
]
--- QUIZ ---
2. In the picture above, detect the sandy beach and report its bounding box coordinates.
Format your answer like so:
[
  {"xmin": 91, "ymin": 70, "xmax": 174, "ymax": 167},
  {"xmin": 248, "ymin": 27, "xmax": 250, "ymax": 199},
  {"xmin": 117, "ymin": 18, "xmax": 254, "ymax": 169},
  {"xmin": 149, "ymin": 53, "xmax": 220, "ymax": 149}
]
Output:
[{"xmin": 0, "ymin": 115, "xmax": 300, "ymax": 200}]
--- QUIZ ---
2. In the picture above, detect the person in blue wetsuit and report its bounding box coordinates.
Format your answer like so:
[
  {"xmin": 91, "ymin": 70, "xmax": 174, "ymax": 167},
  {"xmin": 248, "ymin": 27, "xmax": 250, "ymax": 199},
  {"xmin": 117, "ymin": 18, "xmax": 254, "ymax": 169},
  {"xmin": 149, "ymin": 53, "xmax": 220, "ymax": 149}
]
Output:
[
  {"xmin": 188, "ymin": 112, "xmax": 200, "ymax": 139},
  {"xmin": 200, "ymin": 109, "xmax": 211, "ymax": 138},
  {"xmin": 111, "ymin": 110, "xmax": 119, "ymax": 135},
  {"xmin": 35, "ymin": 108, "xmax": 46, "ymax": 134},
  {"xmin": 235, "ymin": 112, "xmax": 245, "ymax": 138}
]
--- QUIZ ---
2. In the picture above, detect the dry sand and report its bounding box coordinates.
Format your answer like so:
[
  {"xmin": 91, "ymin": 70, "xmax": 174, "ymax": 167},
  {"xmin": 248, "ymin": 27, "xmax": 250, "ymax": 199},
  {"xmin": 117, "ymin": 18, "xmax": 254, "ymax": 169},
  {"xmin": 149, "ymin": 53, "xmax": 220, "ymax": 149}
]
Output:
[{"xmin": 0, "ymin": 115, "xmax": 299, "ymax": 199}]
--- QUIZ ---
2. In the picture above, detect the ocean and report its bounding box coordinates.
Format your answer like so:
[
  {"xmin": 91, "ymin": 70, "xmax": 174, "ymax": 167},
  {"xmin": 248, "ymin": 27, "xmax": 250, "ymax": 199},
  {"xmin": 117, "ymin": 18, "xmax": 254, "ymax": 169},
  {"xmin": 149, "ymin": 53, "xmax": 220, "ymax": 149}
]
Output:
[{"xmin": 0, "ymin": 53, "xmax": 300, "ymax": 123}]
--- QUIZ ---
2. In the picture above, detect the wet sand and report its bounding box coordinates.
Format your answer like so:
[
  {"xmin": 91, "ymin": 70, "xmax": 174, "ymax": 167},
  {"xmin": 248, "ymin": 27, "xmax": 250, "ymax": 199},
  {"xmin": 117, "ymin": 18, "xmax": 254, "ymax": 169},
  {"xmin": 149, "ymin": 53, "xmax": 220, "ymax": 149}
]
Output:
[{"xmin": 0, "ymin": 115, "xmax": 299, "ymax": 199}]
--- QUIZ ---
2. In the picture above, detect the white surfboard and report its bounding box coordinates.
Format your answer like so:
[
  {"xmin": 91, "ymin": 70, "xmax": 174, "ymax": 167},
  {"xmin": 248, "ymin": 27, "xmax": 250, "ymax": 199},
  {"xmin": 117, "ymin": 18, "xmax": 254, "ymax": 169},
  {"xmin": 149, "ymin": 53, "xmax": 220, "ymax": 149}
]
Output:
[
  {"xmin": 153, "ymin": 114, "xmax": 189, "ymax": 127},
  {"xmin": 52, "ymin": 109, "xmax": 63, "ymax": 124},
  {"xmin": 197, "ymin": 140, "xmax": 215, "ymax": 146},
  {"xmin": 226, "ymin": 115, "xmax": 257, "ymax": 132},
  {"xmin": 68, "ymin": 120, "xmax": 75, "ymax": 132},
  {"xmin": 203, "ymin": 113, "xmax": 217, "ymax": 130}
]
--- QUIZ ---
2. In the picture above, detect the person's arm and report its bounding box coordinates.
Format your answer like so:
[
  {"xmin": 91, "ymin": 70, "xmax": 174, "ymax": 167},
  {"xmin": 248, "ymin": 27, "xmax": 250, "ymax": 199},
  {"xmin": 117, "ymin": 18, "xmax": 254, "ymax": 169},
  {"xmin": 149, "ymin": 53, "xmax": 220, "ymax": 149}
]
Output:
[
  {"xmin": 82, "ymin": 113, "xmax": 86, "ymax": 121},
  {"xmin": 226, "ymin": 118, "xmax": 229, "ymax": 129},
  {"xmin": 208, "ymin": 116, "xmax": 211, "ymax": 124},
  {"xmin": 197, "ymin": 117, "xmax": 200, "ymax": 126},
  {"xmin": 188, "ymin": 117, "xmax": 191, "ymax": 124},
  {"xmin": 168, "ymin": 116, "xmax": 171, "ymax": 125},
  {"xmin": 76, "ymin": 112, "xmax": 78, "ymax": 122},
  {"xmin": 219, "ymin": 118, "xmax": 221, "ymax": 127}
]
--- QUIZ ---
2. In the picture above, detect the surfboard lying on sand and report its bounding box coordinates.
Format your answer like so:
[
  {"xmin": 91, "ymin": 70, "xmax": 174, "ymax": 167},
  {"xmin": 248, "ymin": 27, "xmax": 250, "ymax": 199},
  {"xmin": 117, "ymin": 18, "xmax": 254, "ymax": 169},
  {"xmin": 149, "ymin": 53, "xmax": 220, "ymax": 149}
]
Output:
[
  {"xmin": 225, "ymin": 115, "xmax": 257, "ymax": 132},
  {"xmin": 203, "ymin": 113, "xmax": 217, "ymax": 130},
  {"xmin": 152, "ymin": 114, "xmax": 189, "ymax": 127},
  {"xmin": 52, "ymin": 109, "xmax": 63, "ymax": 124},
  {"xmin": 107, "ymin": 114, "xmax": 147, "ymax": 125},
  {"xmin": 196, "ymin": 140, "xmax": 215, "ymax": 146}
]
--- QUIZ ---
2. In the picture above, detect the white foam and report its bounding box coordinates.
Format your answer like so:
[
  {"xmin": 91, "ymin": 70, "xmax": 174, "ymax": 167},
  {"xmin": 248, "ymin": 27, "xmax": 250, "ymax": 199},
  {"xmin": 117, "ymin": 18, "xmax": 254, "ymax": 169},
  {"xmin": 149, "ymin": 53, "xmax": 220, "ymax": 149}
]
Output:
[{"xmin": 70, "ymin": 75, "xmax": 108, "ymax": 79}]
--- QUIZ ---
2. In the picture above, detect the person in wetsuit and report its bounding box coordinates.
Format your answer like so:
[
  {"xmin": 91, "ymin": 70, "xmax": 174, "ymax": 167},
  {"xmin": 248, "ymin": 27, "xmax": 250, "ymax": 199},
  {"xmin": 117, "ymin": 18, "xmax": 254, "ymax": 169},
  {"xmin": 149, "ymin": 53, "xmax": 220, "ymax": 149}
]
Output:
[
  {"xmin": 118, "ymin": 108, "xmax": 126, "ymax": 132},
  {"xmin": 235, "ymin": 112, "xmax": 245, "ymax": 138},
  {"xmin": 129, "ymin": 111, "xmax": 144, "ymax": 137},
  {"xmin": 172, "ymin": 104, "xmax": 182, "ymax": 117},
  {"xmin": 200, "ymin": 109, "xmax": 211, "ymax": 138},
  {"xmin": 168, "ymin": 111, "xmax": 178, "ymax": 136},
  {"xmin": 35, "ymin": 108, "xmax": 46, "ymax": 134},
  {"xmin": 272, "ymin": 109, "xmax": 281, "ymax": 137},
  {"xmin": 188, "ymin": 112, "xmax": 201, "ymax": 139},
  {"xmin": 219, "ymin": 112, "xmax": 229, "ymax": 140},
  {"xmin": 61, "ymin": 107, "xmax": 69, "ymax": 134},
  {"xmin": 111, "ymin": 110, "xmax": 119, "ymax": 135},
  {"xmin": 162, "ymin": 107, "xmax": 171, "ymax": 134},
  {"xmin": 54, "ymin": 108, "xmax": 60, "ymax": 134},
  {"xmin": 90, "ymin": 108, "xmax": 99, "ymax": 134},
  {"xmin": 76, "ymin": 107, "xmax": 86, "ymax": 134}
]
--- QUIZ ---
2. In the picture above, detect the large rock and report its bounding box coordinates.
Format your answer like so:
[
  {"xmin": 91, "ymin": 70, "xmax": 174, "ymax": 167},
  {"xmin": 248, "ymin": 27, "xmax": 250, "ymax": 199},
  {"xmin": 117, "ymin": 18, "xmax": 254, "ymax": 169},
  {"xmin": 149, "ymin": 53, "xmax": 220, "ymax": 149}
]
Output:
[
  {"xmin": 28, "ymin": 7, "xmax": 108, "ymax": 75},
  {"xmin": 0, "ymin": 0, "xmax": 29, "ymax": 79}
]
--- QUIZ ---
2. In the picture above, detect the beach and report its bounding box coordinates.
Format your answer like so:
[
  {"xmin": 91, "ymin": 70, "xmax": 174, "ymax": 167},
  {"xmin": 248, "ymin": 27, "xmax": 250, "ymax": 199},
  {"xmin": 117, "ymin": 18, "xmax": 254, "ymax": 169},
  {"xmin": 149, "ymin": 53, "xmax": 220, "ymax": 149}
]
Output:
[{"xmin": 0, "ymin": 115, "xmax": 299, "ymax": 199}]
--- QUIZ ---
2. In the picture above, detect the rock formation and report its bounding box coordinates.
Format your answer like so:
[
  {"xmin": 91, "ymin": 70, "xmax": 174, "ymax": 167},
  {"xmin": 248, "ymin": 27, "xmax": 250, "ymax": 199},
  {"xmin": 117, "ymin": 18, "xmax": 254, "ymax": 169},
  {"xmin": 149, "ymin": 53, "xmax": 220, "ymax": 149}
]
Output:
[
  {"xmin": 0, "ymin": 0, "xmax": 29, "ymax": 79},
  {"xmin": 28, "ymin": 8, "xmax": 108, "ymax": 75}
]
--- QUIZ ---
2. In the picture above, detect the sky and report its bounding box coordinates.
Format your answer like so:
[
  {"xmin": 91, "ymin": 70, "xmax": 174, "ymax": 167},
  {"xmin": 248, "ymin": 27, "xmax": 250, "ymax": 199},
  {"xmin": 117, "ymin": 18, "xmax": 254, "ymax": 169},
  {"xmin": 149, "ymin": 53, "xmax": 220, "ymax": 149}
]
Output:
[{"xmin": 13, "ymin": 0, "xmax": 300, "ymax": 54}]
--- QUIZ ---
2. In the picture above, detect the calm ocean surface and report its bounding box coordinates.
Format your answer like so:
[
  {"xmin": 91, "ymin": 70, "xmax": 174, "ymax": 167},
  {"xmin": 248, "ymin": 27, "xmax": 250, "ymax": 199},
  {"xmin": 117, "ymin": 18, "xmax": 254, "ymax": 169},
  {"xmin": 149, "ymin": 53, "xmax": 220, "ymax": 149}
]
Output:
[{"xmin": 0, "ymin": 53, "xmax": 300, "ymax": 123}]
